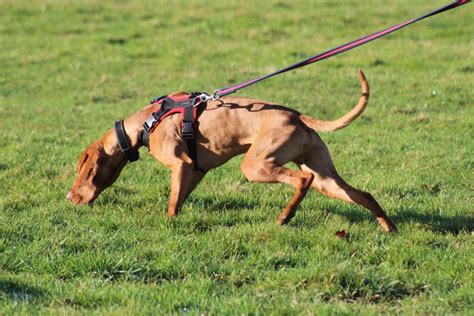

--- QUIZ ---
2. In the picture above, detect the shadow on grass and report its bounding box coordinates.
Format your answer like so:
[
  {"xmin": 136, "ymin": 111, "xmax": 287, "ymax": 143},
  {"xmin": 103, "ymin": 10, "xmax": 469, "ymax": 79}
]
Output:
[
  {"xmin": 328, "ymin": 206, "xmax": 473, "ymax": 234},
  {"xmin": 186, "ymin": 195, "xmax": 265, "ymax": 212},
  {"xmin": 188, "ymin": 194, "xmax": 473, "ymax": 234},
  {"xmin": 0, "ymin": 279, "xmax": 46, "ymax": 302},
  {"xmin": 99, "ymin": 186, "xmax": 472, "ymax": 234},
  {"xmin": 394, "ymin": 207, "xmax": 474, "ymax": 234}
]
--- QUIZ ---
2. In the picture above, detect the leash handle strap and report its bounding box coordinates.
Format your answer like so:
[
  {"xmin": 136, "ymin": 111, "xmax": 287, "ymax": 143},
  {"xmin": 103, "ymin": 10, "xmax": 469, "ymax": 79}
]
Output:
[{"xmin": 213, "ymin": 0, "xmax": 470, "ymax": 98}]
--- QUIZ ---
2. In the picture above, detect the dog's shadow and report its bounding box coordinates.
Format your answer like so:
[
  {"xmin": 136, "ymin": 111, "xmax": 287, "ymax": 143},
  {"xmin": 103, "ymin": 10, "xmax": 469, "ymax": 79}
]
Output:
[
  {"xmin": 312, "ymin": 206, "xmax": 473, "ymax": 234},
  {"xmin": 189, "ymin": 193, "xmax": 473, "ymax": 234},
  {"xmin": 0, "ymin": 279, "xmax": 46, "ymax": 303},
  {"xmin": 187, "ymin": 194, "xmax": 270, "ymax": 212}
]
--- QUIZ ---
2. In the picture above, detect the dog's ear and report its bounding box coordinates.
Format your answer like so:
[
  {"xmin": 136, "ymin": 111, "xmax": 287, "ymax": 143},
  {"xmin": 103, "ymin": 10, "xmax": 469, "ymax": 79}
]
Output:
[
  {"xmin": 76, "ymin": 142, "xmax": 102, "ymax": 174},
  {"xmin": 77, "ymin": 153, "xmax": 89, "ymax": 173},
  {"xmin": 81, "ymin": 150, "xmax": 99, "ymax": 180},
  {"xmin": 91, "ymin": 148, "xmax": 125, "ymax": 189},
  {"xmin": 90, "ymin": 146, "xmax": 108, "ymax": 176}
]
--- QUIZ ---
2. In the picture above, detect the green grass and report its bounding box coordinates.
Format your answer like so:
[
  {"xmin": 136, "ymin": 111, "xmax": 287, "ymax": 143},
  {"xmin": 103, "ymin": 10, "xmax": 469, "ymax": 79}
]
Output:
[{"xmin": 1, "ymin": 0, "xmax": 473, "ymax": 314}]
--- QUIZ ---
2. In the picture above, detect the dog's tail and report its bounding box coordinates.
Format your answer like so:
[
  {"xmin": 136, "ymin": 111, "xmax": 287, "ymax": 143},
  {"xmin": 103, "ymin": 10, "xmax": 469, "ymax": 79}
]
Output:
[{"xmin": 299, "ymin": 69, "xmax": 369, "ymax": 132}]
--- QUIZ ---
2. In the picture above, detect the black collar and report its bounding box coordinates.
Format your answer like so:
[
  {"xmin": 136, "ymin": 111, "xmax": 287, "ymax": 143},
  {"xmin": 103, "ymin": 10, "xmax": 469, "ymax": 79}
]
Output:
[{"xmin": 114, "ymin": 120, "xmax": 140, "ymax": 162}]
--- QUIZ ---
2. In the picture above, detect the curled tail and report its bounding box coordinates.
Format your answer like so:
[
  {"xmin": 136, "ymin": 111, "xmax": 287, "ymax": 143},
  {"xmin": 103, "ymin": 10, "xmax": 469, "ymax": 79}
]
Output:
[{"xmin": 299, "ymin": 69, "xmax": 369, "ymax": 132}]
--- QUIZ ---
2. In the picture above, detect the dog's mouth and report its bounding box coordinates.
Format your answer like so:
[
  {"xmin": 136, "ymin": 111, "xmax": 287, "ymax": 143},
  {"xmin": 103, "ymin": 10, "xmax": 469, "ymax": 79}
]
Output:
[{"xmin": 66, "ymin": 190, "xmax": 96, "ymax": 205}]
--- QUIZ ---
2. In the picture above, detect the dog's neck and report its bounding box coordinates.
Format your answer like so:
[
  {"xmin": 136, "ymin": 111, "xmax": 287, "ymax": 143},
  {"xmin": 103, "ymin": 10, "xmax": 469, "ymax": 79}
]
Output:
[
  {"xmin": 102, "ymin": 103, "xmax": 161, "ymax": 156},
  {"xmin": 123, "ymin": 103, "xmax": 160, "ymax": 148},
  {"xmin": 104, "ymin": 91, "xmax": 192, "ymax": 156}
]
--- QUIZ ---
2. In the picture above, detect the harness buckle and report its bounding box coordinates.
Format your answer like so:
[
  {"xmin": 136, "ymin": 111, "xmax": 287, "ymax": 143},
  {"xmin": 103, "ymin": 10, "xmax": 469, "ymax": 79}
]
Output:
[
  {"xmin": 181, "ymin": 121, "xmax": 194, "ymax": 139},
  {"xmin": 143, "ymin": 116, "xmax": 157, "ymax": 132}
]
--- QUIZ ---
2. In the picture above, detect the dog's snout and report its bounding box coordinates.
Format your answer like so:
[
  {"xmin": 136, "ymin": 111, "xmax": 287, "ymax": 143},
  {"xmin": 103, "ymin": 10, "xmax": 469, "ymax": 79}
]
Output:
[{"xmin": 66, "ymin": 191, "xmax": 73, "ymax": 201}]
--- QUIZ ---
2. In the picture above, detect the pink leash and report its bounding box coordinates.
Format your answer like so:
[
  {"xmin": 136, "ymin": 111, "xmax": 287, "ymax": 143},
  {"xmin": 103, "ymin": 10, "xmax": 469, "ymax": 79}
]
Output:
[{"xmin": 206, "ymin": 0, "xmax": 470, "ymax": 101}]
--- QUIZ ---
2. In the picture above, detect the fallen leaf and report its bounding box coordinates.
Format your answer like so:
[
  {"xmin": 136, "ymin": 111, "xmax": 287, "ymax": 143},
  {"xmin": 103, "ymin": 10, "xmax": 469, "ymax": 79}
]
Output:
[{"xmin": 335, "ymin": 230, "xmax": 349, "ymax": 239}]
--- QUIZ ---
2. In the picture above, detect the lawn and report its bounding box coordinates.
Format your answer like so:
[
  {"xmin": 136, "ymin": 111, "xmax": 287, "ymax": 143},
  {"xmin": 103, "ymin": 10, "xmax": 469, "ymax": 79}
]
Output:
[{"xmin": 0, "ymin": 0, "xmax": 472, "ymax": 314}]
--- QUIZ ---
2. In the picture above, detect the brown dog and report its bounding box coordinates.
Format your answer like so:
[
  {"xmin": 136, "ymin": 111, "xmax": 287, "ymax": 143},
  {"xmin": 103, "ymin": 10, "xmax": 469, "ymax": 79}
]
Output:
[{"xmin": 68, "ymin": 70, "xmax": 397, "ymax": 232}]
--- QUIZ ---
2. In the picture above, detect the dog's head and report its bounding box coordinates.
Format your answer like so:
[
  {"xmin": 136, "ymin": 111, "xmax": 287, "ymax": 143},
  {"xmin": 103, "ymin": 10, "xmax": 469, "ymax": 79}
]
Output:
[{"xmin": 67, "ymin": 139, "xmax": 127, "ymax": 205}]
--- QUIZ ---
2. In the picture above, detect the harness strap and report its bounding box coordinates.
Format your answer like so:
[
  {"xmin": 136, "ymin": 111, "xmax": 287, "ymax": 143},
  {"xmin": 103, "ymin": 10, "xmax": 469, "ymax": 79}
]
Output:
[
  {"xmin": 114, "ymin": 120, "xmax": 140, "ymax": 162},
  {"xmin": 182, "ymin": 105, "xmax": 204, "ymax": 172},
  {"xmin": 182, "ymin": 104, "xmax": 195, "ymax": 138},
  {"xmin": 185, "ymin": 138, "xmax": 204, "ymax": 172},
  {"xmin": 139, "ymin": 128, "xmax": 149, "ymax": 148},
  {"xmin": 137, "ymin": 93, "xmax": 206, "ymax": 172}
]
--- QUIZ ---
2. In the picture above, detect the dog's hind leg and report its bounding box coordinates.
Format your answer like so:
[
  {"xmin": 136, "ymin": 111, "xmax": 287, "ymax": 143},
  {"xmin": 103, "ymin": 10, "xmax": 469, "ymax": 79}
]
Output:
[
  {"xmin": 241, "ymin": 145, "xmax": 314, "ymax": 225},
  {"xmin": 300, "ymin": 143, "xmax": 397, "ymax": 232}
]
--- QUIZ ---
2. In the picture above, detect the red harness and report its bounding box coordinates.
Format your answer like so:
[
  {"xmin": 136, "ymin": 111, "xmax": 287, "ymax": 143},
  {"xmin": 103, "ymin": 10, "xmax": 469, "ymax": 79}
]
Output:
[
  {"xmin": 139, "ymin": 92, "xmax": 207, "ymax": 172},
  {"xmin": 147, "ymin": 94, "xmax": 200, "ymax": 134}
]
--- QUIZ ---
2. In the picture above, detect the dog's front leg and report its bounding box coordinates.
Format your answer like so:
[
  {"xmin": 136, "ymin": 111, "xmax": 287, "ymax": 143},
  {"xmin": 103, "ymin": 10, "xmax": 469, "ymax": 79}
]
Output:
[
  {"xmin": 167, "ymin": 160, "xmax": 194, "ymax": 217},
  {"xmin": 150, "ymin": 134, "xmax": 204, "ymax": 217},
  {"xmin": 150, "ymin": 122, "xmax": 208, "ymax": 217}
]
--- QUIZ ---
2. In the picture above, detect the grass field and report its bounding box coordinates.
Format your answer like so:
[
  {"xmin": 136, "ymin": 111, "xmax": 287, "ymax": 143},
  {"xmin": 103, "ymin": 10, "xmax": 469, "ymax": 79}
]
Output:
[{"xmin": 1, "ymin": 0, "xmax": 473, "ymax": 314}]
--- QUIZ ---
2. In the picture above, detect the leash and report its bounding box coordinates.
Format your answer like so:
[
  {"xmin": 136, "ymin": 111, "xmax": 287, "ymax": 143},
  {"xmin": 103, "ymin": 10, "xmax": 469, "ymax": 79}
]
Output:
[
  {"xmin": 199, "ymin": 0, "xmax": 470, "ymax": 102},
  {"xmin": 115, "ymin": 0, "xmax": 469, "ymax": 164}
]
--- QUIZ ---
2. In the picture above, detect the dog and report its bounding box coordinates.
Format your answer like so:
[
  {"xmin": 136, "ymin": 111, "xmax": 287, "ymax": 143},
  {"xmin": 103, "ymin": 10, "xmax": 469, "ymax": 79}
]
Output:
[{"xmin": 67, "ymin": 69, "xmax": 397, "ymax": 232}]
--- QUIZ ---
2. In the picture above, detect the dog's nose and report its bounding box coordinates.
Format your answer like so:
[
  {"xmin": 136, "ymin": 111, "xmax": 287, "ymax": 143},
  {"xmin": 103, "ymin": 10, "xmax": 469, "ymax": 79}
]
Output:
[{"xmin": 66, "ymin": 191, "xmax": 73, "ymax": 201}]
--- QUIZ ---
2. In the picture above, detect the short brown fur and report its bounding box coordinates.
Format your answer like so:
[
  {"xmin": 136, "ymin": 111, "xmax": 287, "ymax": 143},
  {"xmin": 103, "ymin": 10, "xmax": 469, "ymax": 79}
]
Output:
[{"xmin": 68, "ymin": 70, "xmax": 397, "ymax": 232}]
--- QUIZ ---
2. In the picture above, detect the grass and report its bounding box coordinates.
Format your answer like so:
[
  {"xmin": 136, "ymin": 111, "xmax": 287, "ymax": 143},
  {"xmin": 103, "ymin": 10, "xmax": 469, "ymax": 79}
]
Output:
[{"xmin": 0, "ymin": 0, "xmax": 473, "ymax": 314}]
